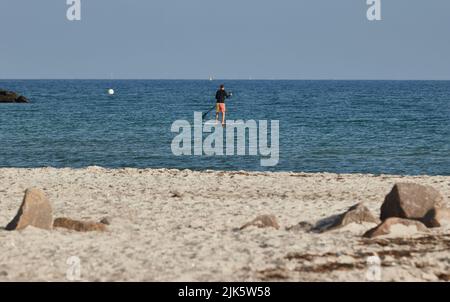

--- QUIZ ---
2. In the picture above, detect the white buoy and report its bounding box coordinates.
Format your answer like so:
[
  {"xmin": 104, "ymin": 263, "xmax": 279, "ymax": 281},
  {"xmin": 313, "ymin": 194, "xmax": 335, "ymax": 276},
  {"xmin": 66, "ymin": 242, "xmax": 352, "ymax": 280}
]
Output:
[{"xmin": 108, "ymin": 89, "xmax": 115, "ymax": 95}]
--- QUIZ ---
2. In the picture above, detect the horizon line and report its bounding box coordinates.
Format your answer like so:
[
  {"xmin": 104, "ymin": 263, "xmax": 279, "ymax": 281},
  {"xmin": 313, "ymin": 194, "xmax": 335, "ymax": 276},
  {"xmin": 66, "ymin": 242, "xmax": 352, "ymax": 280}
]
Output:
[{"xmin": 1, "ymin": 78, "xmax": 450, "ymax": 81}]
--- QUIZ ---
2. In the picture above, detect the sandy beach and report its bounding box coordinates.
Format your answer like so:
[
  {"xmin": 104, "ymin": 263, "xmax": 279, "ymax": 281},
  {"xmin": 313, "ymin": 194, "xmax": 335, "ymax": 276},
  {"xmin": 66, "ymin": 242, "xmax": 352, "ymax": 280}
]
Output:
[{"xmin": 0, "ymin": 167, "xmax": 449, "ymax": 282}]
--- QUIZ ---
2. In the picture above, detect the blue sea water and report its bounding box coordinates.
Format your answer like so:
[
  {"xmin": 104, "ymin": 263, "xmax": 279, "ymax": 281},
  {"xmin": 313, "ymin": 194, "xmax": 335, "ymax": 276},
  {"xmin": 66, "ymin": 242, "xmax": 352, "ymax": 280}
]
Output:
[{"xmin": 1, "ymin": 80, "xmax": 450, "ymax": 175}]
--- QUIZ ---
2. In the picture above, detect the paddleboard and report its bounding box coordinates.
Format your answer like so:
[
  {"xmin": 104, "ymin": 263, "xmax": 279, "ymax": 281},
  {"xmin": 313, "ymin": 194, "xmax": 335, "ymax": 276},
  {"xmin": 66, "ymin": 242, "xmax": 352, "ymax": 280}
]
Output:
[{"xmin": 203, "ymin": 121, "xmax": 246, "ymax": 126}]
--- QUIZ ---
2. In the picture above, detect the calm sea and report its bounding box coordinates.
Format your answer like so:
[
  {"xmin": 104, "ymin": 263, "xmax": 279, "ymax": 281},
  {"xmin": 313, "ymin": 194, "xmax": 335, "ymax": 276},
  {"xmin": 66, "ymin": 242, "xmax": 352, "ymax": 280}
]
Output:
[{"xmin": 1, "ymin": 80, "xmax": 450, "ymax": 175}]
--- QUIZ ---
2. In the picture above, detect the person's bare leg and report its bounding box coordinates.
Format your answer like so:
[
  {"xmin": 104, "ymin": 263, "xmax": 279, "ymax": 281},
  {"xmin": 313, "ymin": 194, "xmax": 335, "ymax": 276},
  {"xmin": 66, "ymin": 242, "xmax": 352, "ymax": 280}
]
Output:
[
  {"xmin": 222, "ymin": 111, "xmax": 226, "ymax": 126},
  {"xmin": 215, "ymin": 112, "xmax": 219, "ymax": 123}
]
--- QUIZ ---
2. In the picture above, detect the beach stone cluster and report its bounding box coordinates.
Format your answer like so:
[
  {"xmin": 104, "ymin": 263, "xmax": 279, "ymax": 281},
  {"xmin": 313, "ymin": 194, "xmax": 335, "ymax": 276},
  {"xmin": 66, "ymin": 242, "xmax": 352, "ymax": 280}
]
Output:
[
  {"xmin": 239, "ymin": 182, "xmax": 450, "ymax": 239},
  {"xmin": 6, "ymin": 183, "xmax": 450, "ymax": 238},
  {"xmin": 310, "ymin": 182, "xmax": 450, "ymax": 238},
  {"xmin": 363, "ymin": 183, "xmax": 450, "ymax": 238},
  {"xmin": 4, "ymin": 188, "xmax": 108, "ymax": 232}
]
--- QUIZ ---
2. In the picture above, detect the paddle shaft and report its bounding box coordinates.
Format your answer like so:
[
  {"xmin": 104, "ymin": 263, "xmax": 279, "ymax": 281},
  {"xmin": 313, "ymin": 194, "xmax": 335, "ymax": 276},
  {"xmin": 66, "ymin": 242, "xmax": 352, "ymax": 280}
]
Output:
[{"xmin": 202, "ymin": 105, "xmax": 216, "ymax": 119}]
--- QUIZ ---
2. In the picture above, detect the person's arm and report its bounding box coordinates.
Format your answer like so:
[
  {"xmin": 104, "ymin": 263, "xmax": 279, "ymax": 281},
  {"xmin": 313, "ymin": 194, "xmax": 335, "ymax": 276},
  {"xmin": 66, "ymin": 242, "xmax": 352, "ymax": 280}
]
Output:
[{"xmin": 215, "ymin": 91, "xmax": 220, "ymax": 101}]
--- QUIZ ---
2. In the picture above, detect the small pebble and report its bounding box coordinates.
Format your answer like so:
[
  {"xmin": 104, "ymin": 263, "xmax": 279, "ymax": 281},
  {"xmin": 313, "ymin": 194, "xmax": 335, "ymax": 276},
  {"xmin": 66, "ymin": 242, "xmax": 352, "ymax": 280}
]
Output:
[{"xmin": 100, "ymin": 217, "xmax": 111, "ymax": 225}]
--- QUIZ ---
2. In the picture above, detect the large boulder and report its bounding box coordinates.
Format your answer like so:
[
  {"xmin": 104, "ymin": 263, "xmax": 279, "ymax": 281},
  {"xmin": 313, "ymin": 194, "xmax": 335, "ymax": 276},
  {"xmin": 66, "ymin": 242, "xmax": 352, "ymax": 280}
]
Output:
[
  {"xmin": 6, "ymin": 188, "xmax": 53, "ymax": 231},
  {"xmin": 380, "ymin": 183, "xmax": 443, "ymax": 221},
  {"xmin": 0, "ymin": 90, "xmax": 29, "ymax": 103},
  {"xmin": 363, "ymin": 217, "xmax": 428, "ymax": 238},
  {"xmin": 53, "ymin": 217, "xmax": 107, "ymax": 232}
]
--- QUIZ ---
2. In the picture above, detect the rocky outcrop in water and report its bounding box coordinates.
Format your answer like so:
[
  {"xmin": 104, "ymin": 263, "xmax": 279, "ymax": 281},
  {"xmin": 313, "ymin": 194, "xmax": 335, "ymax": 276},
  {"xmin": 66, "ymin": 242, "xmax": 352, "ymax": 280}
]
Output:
[{"xmin": 0, "ymin": 90, "xmax": 29, "ymax": 103}]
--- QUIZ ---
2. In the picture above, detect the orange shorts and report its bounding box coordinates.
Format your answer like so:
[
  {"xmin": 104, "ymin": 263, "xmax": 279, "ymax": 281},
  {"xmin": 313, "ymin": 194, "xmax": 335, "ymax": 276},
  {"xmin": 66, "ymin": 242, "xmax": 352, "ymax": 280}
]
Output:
[{"xmin": 216, "ymin": 103, "xmax": 226, "ymax": 113}]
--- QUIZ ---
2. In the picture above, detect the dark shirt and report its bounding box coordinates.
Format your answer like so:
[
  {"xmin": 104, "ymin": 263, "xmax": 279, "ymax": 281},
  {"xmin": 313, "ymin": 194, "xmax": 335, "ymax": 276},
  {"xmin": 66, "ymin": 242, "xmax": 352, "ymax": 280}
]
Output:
[{"xmin": 215, "ymin": 89, "xmax": 229, "ymax": 103}]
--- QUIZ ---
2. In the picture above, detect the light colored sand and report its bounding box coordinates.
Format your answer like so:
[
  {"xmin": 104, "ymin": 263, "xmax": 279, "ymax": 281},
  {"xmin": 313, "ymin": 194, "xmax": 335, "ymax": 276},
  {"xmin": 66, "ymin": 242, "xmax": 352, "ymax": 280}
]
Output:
[{"xmin": 0, "ymin": 167, "xmax": 449, "ymax": 282}]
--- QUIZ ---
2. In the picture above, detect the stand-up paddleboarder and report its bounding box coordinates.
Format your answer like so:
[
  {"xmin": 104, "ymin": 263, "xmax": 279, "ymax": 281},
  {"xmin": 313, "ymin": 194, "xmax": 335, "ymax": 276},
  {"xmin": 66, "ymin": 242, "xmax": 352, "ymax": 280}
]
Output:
[{"xmin": 215, "ymin": 84, "xmax": 232, "ymax": 126}]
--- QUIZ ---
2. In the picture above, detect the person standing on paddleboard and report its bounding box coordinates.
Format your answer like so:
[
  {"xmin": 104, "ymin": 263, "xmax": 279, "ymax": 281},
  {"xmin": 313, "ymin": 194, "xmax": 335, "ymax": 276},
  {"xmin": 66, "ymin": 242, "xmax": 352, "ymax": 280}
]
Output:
[{"xmin": 215, "ymin": 84, "xmax": 231, "ymax": 126}]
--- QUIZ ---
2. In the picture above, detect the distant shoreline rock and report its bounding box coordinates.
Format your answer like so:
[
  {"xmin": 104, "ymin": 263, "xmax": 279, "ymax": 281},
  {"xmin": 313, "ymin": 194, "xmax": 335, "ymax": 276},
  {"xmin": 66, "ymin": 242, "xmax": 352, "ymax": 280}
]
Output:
[{"xmin": 0, "ymin": 89, "xmax": 29, "ymax": 103}]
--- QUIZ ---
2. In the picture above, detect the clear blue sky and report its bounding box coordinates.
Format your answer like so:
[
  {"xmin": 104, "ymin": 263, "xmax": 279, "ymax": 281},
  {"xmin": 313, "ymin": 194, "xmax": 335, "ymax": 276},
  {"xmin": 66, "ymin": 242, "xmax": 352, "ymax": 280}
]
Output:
[{"xmin": 1, "ymin": 0, "xmax": 450, "ymax": 79}]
